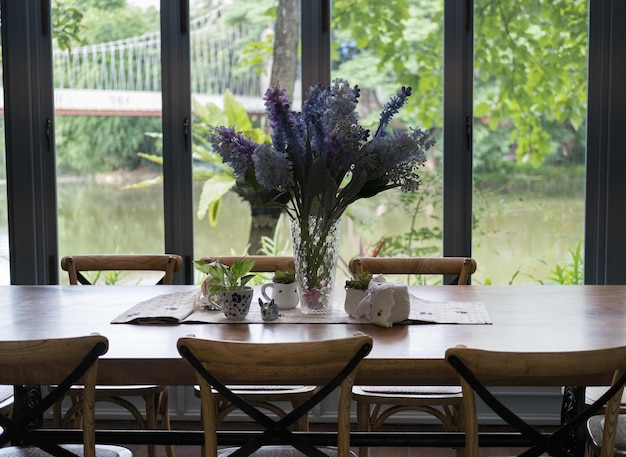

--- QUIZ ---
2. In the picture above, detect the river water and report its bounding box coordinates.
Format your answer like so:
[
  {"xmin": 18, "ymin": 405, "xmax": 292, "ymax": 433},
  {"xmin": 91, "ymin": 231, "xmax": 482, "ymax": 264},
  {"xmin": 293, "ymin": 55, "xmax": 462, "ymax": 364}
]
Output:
[{"xmin": 0, "ymin": 179, "xmax": 583, "ymax": 286}]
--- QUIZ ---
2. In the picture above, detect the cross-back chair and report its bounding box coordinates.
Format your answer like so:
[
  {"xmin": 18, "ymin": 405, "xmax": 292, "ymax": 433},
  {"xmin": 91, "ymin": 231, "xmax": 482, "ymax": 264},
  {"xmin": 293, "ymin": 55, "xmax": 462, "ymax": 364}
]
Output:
[
  {"xmin": 585, "ymin": 388, "xmax": 626, "ymax": 456},
  {"xmin": 348, "ymin": 256, "xmax": 476, "ymax": 457},
  {"xmin": 0, "ymin": 386, "xmax": 13, "ymax": 421},
  {"xmin": 446, "ymin": 345, "xmax": 626, "ymax": 457},
  {"xmin": 349, "ymin": 256, "xmax": 477, "ymax": 286},
  {"xmin": 0, "ymin": 335, "xmax": 132, "ymax": 457},
  {"xmin": 177, "ymin": 334, "xmax": 373, "ymax": 457},
  {"xmin": 195, "ymin": 255, "xmax": 315, "ymax": 432},
  {"xmin": 59, "ymin": 254, "xmax": 182, "ymax": 457},
  {"xmin": 61, "ymin": 254, "xmax": 183, "ymax": 285}
]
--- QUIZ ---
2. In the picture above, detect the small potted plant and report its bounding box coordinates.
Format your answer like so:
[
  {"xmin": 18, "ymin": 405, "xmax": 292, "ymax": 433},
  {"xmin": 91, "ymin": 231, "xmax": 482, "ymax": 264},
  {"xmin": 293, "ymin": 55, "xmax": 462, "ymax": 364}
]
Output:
[
  {"xmin": 261, "ymin": 268, "xmax": 299, "ymax": 310},
  {"xmin": 194, "ymin": 257, "xmax": 256, "ymax": 320},
  {"xmin": 344, "ymin": 271, "xmax": 373, "ymax": 315}
]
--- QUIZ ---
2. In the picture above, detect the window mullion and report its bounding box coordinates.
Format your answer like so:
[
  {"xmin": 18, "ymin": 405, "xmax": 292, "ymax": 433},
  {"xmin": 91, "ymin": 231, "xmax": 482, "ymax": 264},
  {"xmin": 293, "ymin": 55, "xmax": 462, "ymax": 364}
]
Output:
[
  {"xmin": 443, "ymin": 0, "xmax": 474, "ymax": 262},
  {"xmin": 585, "ymin": 0, "xmax": 626, "ymax": 285},
  {"xmin": 1, "ymin": 0, "xmax": 58, "ymax": 284},
  {"xmin": 301, "ymin": 0, "xmax": 330, "ymax": 101},
  {"xmin": 160, "ymin": 0, "xmax": 194, "ymax": 284}
]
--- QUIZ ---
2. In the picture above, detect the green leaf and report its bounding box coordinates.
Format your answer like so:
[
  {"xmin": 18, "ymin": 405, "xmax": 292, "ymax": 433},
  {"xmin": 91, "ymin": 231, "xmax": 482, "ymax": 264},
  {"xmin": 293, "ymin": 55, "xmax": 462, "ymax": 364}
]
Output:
[
  {"xmin": 193, "ymin": 98, "xmax": 227, "ymax": 126},
  {"xmin": 474, "ymin": 102, "xmax": 490, "ymax": 118},
  {"xmin": 224, "ymin": 90, "xmax": 253, "ymax": 131},
  {"xmin": 208, "ymin": 199, "xmax": 222, "ymax": 227},
  {"xmin": 197, "ymin": 174, "xmax": 237, "ymax": 222},
  {"xmin": 136, "ymin": 152, "xmax": 163, "ymax": 165}
]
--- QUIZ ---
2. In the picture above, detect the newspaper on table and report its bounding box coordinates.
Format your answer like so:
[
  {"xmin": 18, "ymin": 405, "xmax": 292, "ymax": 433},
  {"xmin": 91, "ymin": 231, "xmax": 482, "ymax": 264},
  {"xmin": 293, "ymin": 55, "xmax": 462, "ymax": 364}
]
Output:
[{"xmin": 407, "ymin": 295, "xmax": 492, "ymax": 325}]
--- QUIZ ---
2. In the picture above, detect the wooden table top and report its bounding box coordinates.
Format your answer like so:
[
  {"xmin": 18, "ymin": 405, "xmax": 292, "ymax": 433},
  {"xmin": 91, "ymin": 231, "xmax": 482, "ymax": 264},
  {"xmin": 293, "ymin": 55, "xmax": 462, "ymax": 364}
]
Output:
[{"xmin": 3, "ymin": 284, "xmax": 626, "ymax": 386}]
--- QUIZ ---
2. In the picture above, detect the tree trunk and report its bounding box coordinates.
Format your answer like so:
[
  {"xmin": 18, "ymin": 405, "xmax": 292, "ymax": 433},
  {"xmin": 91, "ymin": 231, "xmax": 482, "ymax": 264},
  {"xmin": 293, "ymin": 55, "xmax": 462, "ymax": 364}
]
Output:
[
  {"xmin": 269, "ymin": 0, "xmax": 301, "ymax": 96},
  {"xmin": 248, "ymin": 0, "xmax": 301, "ymax": 254},
  {"xmin": 248, "ymin": 207, "xmax": 284, "ymax": 255}
]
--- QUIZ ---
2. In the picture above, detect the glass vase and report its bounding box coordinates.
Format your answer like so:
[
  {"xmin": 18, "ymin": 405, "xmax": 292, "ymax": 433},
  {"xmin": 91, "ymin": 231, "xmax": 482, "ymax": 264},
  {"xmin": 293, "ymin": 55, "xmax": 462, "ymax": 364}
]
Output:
[{"xmin": 290, "ymin": 216, "xmax": 341, "ymax": 314}]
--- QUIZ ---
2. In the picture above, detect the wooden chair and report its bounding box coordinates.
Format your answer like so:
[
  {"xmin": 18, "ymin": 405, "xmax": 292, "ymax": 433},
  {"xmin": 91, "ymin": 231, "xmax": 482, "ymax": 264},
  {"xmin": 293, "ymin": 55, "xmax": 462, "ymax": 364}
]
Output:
[
  {"xmin": 61, "ymin": 254, "xmax": 183, "ymax": 285},
  {"xmin": 0, "ymin": 386, "xmax": 13, "ymax": 420},
  {"xmin": 348, "ymin": 256, "xmax": 477, "ymax": 285},
  {"xmin": 586, "ymin": 388, "xmax": 626, "ymax": 456},
  {"xmin": 0, "ymin": 335, "xmax": 132, "ymax": 457},
  {"xmin": 446, "ymin": 346, "xmax": 626, "ymax": 457},
  {"xmin": 177, "ymin": 334, "xmax": 373, "ymax": 457},
  {"xmin": 195, "ymin": 255, "xmax": 315, "ymax": 432},
  {"xmin": 60, "ymin": 254, "xmax": 182, "ymax": 457},
  {"xmin": 348, "ymin": 256, "xmax": 476, "ymax": 457}
]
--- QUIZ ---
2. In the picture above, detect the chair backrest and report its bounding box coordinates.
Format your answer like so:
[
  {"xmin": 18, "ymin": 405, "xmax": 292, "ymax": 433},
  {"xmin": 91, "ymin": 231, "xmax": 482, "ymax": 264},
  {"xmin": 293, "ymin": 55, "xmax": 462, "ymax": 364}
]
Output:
[
  {"xmin": 61, "ymin": 254, "xmax": 183, "ymax": 285},
  {"xmin": 198, "ymin": 255, "xmax": 295, "ymax": 273},
  {"xmin": 177, "ymin": 334, "xmax": 373, "ymax": 457},
  {"xmin": 349, "ymin": 256, "xmax": 477, "ymax": 285},
  {"xmin": 445, "ymin": 346, "xmax": 626, "ymax": 457},
  {"xmin": 0, "ymin": 335, "xmax": 109, "ymax": 457}
]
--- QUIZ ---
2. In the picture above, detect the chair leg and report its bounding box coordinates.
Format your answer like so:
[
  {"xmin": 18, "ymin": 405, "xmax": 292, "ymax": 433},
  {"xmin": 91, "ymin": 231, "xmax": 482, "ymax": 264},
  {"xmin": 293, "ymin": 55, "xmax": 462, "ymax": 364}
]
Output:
[
  {"xmin": 52, "ymin": 400, "xmax": 63, "ymax": 428},
  {"xmin": 291, "ymin": 400, "xmax": 309, "ymax": 431},
  {"xmin": 158, "ymin": 388, "xmax": 176, "ymax": 457},
  {"xmin": 452, "ymin": 404, "xmax": 464, "ymax": 457},
  {"xmin": 144, "ymin": 393, "xmax": 158, "ymax": 457},
  {"xmin": 356, "ymin": 401, "xmax": 371, "ymax": 457}
]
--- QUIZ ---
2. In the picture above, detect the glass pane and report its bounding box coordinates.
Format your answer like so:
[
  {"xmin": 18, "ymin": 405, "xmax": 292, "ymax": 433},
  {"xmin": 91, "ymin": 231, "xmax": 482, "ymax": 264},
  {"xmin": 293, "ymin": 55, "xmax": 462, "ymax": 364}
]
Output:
[
  {"xmin": 472, "ymin": 0, "xmax": 587, "ymax": 285},
  {"xmin": 331, "ymin": 0, "xmax": 445, "ymax": 284},
  {"xmin": 53, "ymin": 0, "xmax": 164, "ymax": 284},
  {"xmin": 191, "ymin": 0, "xmax": 295, "ymax": 282}
]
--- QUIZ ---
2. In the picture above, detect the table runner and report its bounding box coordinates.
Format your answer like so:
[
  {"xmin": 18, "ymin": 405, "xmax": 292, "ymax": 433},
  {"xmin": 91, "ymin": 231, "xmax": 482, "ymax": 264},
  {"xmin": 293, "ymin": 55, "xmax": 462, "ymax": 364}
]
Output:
[{"xmin": 111, "ymin": 289, "xmax": 492, "ymax": 325}]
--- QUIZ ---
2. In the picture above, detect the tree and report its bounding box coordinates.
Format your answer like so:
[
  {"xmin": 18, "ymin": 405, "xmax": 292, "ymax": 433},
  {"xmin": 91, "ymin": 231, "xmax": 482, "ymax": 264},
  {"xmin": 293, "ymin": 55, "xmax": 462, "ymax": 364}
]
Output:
[
  {"xmin": 330, "ymin": 0, "xmax": 587, "ymax": 167},
  {"xmin": 269, "ymin": 0, "xmax": 300, "ymax": 98},
  {"xmin": 249, "ymin": 0, "xmax": 301, "ymax": 253},
  {"xmin": 211, "ymin": 0, "xmax": 301, "ymax": 253}
]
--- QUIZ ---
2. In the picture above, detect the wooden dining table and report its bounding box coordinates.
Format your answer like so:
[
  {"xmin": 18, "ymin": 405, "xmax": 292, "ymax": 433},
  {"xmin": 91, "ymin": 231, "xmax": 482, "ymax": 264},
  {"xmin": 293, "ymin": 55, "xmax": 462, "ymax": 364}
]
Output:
[{"xmin": 3, "ymin": 284, "xmax": 626, "ymax": 451}]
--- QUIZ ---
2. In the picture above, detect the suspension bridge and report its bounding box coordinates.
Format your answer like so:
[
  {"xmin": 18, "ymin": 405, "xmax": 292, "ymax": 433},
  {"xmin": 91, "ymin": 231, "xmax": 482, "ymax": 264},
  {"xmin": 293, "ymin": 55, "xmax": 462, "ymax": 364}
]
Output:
[{"xmin": 0, "ymin": 9, "xmax": 267, "ymax": 116}]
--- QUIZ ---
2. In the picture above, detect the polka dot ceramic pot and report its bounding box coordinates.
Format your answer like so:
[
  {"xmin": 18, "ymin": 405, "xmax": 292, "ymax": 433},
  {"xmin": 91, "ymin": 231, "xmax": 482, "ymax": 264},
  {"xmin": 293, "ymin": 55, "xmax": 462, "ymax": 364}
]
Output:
[{"xmin": 212, "ymin": 287, "xmax": 253, "ymax": 320}]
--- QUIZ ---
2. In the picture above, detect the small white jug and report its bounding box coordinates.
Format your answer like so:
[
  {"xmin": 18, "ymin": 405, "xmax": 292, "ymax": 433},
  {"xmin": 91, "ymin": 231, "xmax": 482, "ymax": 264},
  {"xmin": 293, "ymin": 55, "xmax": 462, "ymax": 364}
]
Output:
[{"xmin": 261, "ymin": 282, "xmax": 299, "ymax": 310}]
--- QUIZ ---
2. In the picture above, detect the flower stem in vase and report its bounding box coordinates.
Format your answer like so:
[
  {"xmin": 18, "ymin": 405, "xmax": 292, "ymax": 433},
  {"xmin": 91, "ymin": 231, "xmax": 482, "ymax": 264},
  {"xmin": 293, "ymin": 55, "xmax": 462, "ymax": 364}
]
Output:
[{"xmin": 290, "ymin": 216, "xmax": 341, "ymax": 314}]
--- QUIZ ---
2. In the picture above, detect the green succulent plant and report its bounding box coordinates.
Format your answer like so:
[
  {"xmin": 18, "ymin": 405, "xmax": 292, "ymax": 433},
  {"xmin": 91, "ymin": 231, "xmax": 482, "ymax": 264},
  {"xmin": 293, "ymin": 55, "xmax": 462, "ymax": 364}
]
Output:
[
  {"xmin": 194, "ymin": 257, "xmax": 256, "ymax": 295},
  {"xmin": 345, "ymin": 271, "xmax": 373, "ymax": 290},
  {"xmin": 272, "ymin": 268, "xmax": 296, "ymax": 284}
]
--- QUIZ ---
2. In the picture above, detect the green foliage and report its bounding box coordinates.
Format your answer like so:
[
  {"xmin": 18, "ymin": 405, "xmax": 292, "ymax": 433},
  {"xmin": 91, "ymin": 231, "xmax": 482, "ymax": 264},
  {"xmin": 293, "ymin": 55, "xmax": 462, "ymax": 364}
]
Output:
[
  {"xmin": 55, "ymin": 116, "xmax": 161, "ymax": 173},
  {"xmin": 52, "ymin": 1, "xmax": 86, "ymax": 51},
  {"xmin": 191, "ymin": 92, "xmax": 271, "ymax": 223},
  {"xmin": 473, "ymin": 0, "xmax": 588, "ymax": 165},
  {"xmin": 544, "ymin": 240, "xmax": 584, "ymax": 285},
  {"xmin": 66, "ymin": 0, "xmax": 159, "ymax": 45},
  {"xmin": 83, "ymin": 270, "xmax": 124, "ymax": 285},
  {"xmin": 130, "ymin": 92, "xmax": 271, "ymax": 225},
  {"xmin": 102, "ymin": 270, "xmax": 123, "ymax": 285},
  {"xmin": 1, "ymin": 0, "xmax": 85, "ymax": 57},
  {"xmin": 257, "ymin": 216, "xmax": 292, "ymax": 257},
  {"xmin": 272, "ymin": 268, "xmax": 296, "ymax": 284},
  {"xmin": 375, "ymin": 172, "xmax": 442, "ymax": 259},
  {"xmin": 194, "ymin": 257, "xmax": 256, "ymax": 293},
  {"xmin": 345, "ymin": 271, "xmax": 372, "ymax": 290},
  {"xmin": 330, "ymin": 0, "xmax": 587, "ymax": 168}
]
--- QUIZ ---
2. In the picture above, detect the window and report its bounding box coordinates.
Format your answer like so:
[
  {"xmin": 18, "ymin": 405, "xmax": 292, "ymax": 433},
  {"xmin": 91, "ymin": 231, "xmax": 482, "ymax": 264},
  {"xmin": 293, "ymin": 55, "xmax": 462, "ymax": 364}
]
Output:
[
  {"xmin": 1, "ymin": 0, "xmax": 624, "ymax": 285},
  {"xmin": 331, "ymin": 0, "xmax": 445, "ymax": 283},
  {"xmin": 53, "ymin": 1, "xmax": 165, "ymax": 284},
  {"xmin": 190, "ymin": 0, "xmax": 292, "ymax": 268},
  {"xmin": 471, "ymin": 0, "xmax": 587, "ymax": 285}
]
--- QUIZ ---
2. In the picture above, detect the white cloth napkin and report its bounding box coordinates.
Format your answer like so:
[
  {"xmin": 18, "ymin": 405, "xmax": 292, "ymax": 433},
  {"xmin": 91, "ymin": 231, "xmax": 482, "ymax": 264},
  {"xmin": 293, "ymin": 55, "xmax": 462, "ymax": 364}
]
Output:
[{"xmin": 350, "ymin": 276, "xmax": 410, "ymax": 327}]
